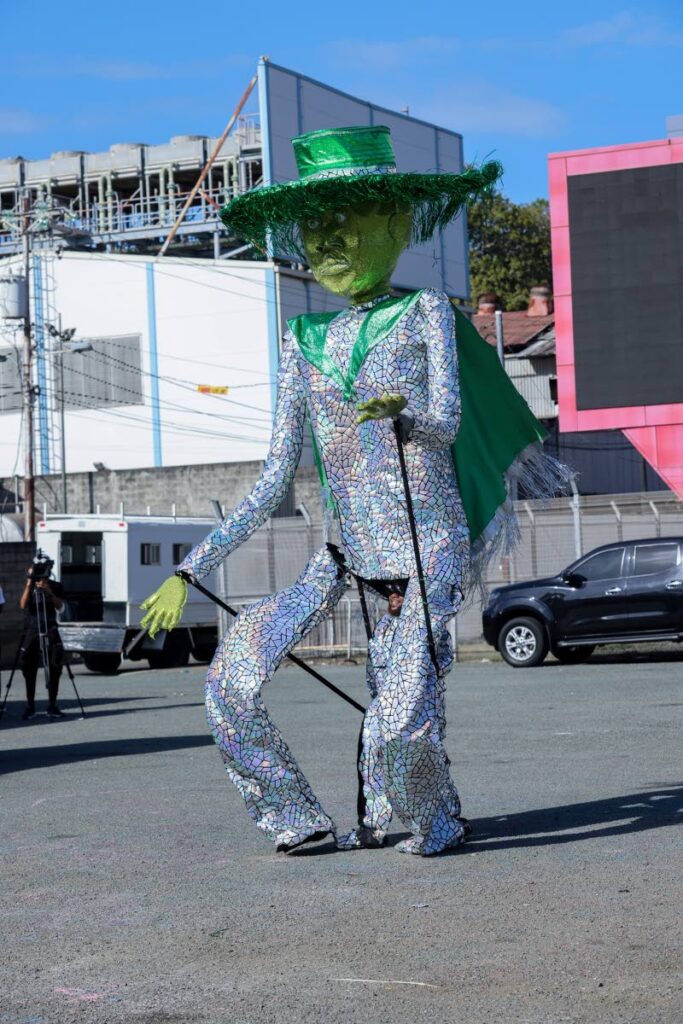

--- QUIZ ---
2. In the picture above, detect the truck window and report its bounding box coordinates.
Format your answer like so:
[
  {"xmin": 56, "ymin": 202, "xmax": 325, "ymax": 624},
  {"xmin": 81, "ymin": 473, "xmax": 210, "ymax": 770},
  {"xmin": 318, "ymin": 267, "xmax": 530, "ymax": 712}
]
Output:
[
  {"xmin": 633, "ymin": 543, "xmax": 679, "ymax": 576},
  {"xmin": 575, "ymin": 547, "xmax": 625, "ymax": 581},
  {"xmin": 85, "ymin": 544, "xmax": 102, "ymax": 565},
  {"xmin": 173, "ymin": 543, "xmax": 192, "ymax": 563},
  {"xmin": 141, "ymin": 543, "xmax": 161, "ymax": 566}
]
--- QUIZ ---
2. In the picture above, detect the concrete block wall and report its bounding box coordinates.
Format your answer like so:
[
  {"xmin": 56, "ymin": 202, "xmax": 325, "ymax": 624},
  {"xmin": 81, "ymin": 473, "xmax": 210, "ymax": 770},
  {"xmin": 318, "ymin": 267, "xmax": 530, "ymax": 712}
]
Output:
[
  {"xmin": 2, "ymin": 461, "xmax": 325, "ymax": 524},
  {"xmin": 0, "ymin": 541, "xmax": 35, "ymax": 669}
]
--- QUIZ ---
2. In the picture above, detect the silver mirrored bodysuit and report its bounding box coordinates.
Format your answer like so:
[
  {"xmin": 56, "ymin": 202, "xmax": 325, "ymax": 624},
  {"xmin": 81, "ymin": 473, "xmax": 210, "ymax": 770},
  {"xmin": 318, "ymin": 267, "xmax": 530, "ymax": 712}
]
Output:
[{"xmin": 179, "ymin": 289, "xmax": 470, "ymax": 855}]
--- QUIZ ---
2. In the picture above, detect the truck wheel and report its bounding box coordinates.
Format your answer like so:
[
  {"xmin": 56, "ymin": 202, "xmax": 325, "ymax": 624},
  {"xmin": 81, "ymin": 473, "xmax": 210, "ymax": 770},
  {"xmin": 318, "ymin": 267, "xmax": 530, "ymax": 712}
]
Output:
[
  {"xmin": 552, "ymin": 644, "xmax": 595, "ymax": 664},
  {"xmin": 147, "ymin": 630, "xmax": 190, "ymax": 670},
  {"xmin": 498, "ymin": 617, "xmax": 548, "ymax": 668},
  {"xmin": 83, "ymin": 652, "xmax": 121, "ymax": 675}
]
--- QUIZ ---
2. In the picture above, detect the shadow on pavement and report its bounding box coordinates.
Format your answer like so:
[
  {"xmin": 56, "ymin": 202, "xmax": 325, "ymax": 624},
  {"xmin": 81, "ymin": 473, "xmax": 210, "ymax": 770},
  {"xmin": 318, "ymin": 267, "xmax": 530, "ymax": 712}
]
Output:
[
  {"xmin": 0, "ymin": 733, "xmax": 214, "ymax": 775},
  {"xmin": 0, "ymin": 701, "xmax": 202, "ymax": 728},
  {"xmin": 432, "ymin": 784, "xmax": 683, "ymax": 852},
  {"xmin": 282, "ymin": 785, "xmax": 683, "ymax": 857}
]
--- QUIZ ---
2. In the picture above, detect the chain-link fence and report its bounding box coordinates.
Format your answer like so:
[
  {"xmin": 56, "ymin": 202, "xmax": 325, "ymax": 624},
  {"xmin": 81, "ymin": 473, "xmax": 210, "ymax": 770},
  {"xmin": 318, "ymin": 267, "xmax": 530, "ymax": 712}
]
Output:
[{"xmin": 215, "ymin": 491, "xmax": 683, "ymax": 656}]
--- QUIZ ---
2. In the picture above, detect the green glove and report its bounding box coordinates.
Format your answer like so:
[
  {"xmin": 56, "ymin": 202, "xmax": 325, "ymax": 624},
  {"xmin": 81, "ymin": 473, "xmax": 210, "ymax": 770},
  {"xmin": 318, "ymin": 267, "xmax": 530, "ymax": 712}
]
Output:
[
  {"xmin": 357, "ymin": 392, "xmax": 407, "ymax": 424},
  {"xmin": 140, "ymin": 575, "xmax": 188, "ymax": 639}
]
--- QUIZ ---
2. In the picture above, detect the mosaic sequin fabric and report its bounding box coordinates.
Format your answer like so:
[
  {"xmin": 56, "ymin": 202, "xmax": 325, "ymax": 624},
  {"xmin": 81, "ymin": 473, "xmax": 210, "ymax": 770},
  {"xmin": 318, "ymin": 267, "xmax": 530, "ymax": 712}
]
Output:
[
  {"xmin": 338, "ymin": 578, "xmax": 466, "ymax": 855},
  {"xmin": 178, "ymin": 289, "xmax": 468, "ymax": 584},
  {"xmin": 205, "ymin": 546, "xmax": 347, "ymax": 847},
  {"xmin": 179, "ymin": 288, "xmax": 471, "ymax": 855},
  {"xmin": 303, "ymin": 288, "xmax": 469, "ymax": 581},
  {"xmin": 341, "ymin": 596, "xmax": 458, "ymax": 849}
]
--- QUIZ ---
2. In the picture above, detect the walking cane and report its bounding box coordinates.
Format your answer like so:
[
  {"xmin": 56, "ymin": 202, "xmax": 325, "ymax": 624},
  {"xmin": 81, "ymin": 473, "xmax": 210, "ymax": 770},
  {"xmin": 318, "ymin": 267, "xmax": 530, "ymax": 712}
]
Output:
[
  {"xmin": 392, "ymin": 417, "xmax": 440, "ymax": 675},
  {"xmin": 175, "ymin": 571, "xmax": 366, "ymax": 715}
]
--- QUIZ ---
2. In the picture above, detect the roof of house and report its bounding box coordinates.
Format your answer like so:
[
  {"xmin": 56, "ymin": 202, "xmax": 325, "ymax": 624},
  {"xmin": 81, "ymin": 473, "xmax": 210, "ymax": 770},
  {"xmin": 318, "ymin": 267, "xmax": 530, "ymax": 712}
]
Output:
[{"xmin": 471, "ymin": 311, "xmax": 555, "ymax": 351}]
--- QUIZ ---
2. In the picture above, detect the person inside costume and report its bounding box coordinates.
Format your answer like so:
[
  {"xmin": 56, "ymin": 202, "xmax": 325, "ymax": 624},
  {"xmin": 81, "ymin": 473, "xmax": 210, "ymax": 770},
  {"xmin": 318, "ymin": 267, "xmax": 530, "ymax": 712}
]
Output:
[{"xmin": 141, "ymin": 125, "xmax": 567, "ymax": 856}]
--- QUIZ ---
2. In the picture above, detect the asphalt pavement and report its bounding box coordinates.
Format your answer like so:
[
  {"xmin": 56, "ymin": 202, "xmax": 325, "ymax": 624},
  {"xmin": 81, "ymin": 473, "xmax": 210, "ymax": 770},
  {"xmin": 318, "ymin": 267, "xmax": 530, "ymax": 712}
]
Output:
[{"xmin": 1, "ymin": 651, "xmax": 681, "ymax": 1024}]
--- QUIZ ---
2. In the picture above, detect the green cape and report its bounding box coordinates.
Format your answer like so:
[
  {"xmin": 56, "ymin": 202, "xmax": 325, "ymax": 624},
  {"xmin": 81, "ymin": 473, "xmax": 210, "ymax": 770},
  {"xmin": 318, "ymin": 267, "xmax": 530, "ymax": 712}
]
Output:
[{"xmin": 288, "ymin": 292, "xmax": 551, "ymax": 547}]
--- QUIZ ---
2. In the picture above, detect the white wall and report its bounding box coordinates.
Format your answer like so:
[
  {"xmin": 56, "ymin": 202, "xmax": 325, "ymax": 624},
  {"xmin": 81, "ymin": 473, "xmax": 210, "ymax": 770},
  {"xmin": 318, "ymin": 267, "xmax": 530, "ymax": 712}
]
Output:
[{"xmin": 0, "ymin": 253, "xmax": 275, "ymax": 476}]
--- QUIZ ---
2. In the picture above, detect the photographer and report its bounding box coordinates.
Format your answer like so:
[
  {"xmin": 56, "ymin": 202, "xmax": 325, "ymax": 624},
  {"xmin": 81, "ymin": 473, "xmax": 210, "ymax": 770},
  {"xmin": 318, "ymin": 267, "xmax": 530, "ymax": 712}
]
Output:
[{"xmin": 19, "ymin": 558, "xmax": 66, "ymax": 720}]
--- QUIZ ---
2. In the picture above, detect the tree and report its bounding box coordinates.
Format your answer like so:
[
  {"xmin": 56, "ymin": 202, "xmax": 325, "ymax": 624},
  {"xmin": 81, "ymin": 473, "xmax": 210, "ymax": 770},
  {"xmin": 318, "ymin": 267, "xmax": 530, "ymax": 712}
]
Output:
[{"xmin": 467, "ymin": 192, "xmax": 552, "ymax": 311}]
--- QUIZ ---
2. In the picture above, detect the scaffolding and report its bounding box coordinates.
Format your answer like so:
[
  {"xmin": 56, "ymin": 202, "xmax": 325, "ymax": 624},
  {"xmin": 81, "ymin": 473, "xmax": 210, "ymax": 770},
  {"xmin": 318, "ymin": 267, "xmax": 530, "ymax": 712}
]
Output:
[{"xmin": 0, "ymin": 116, "xmax": 263, "ymax": 259}]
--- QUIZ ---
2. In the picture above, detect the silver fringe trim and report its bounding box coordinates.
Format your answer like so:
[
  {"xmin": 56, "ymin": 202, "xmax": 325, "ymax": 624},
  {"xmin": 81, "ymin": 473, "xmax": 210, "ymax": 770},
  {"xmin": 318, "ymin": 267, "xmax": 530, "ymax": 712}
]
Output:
[{"xmin": 465, "ymin": 442, "xmax": 572, "ymax": 605}]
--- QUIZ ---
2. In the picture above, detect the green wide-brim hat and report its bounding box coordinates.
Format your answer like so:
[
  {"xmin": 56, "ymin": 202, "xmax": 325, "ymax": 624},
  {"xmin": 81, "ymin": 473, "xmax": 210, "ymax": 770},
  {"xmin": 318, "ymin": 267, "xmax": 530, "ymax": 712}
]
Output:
[{"xmin": 220, "ymin": 124, "xmax": 501, "ymax": 258}]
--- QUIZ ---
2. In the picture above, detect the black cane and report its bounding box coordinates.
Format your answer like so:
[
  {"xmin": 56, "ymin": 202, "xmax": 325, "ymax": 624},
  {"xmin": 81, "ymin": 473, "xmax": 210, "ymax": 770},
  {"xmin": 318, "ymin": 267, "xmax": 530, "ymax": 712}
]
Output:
[
  {"xmin": 175, "ymin": 572, "xmax": 366, "ymax": 715},
  {"xmin": 392, "ymin": 418, "xmax": 440, "ymax": 674}
]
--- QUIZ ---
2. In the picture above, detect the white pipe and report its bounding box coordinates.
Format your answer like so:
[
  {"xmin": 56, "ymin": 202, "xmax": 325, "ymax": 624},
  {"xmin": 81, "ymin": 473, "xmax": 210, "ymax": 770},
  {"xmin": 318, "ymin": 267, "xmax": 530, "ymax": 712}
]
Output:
[
  {"xmin": 569, "ymin": 474, "xmax": 582, "ymax": 559},
  {"xmin": 495, "ymin": 310, "xmax": 505, "ymax": 366}
]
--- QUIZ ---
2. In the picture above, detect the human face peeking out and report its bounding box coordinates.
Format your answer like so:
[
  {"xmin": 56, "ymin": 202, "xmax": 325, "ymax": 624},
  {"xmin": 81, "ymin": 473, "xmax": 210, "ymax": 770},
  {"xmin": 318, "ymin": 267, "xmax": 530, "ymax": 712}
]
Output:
[{"xmin": 301, "ymin": 201, "xmax": 411, "ymax": 304}]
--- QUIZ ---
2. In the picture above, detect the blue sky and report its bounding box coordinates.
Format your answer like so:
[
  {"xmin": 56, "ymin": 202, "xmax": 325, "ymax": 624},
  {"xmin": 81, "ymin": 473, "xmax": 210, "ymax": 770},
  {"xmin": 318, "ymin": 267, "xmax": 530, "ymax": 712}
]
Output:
[{"xmin": 1, "ymin": 0, "xmax": 681, "ymax": 202}]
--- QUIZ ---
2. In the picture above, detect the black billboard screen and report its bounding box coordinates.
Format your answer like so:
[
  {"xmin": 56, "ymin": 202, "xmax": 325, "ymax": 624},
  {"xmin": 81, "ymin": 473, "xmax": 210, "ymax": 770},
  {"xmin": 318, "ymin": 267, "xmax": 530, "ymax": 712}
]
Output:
[{"xmin": 568, "ymin": 163, "xmax": 683, "ymax": 410}]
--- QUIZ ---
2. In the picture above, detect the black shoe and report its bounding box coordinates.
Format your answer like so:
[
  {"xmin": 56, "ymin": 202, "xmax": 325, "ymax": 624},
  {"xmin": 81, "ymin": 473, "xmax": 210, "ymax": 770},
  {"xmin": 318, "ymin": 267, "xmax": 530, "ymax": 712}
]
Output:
[
  {"xmin": 46, "ymin": 705, "xmax": 66, "ymax": 718},
  {"xmin": 21, "ymin": 707, "xmax": 36, "ymax": 721}
]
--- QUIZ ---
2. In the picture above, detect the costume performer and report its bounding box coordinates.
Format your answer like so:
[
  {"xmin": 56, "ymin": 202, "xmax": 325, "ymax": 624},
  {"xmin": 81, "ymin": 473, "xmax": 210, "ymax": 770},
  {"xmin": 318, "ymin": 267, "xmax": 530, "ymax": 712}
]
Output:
[{"xmin": 141, "ymin": 125, "xmax": 567, "ymax": 856}]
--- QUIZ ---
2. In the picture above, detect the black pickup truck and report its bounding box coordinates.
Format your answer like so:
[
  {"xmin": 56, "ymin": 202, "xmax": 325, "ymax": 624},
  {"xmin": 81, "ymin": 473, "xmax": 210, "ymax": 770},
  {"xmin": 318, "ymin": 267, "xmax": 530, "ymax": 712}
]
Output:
[{"xmin": 483, "ymin": 537, "xmax": 683, "ymax": 667}]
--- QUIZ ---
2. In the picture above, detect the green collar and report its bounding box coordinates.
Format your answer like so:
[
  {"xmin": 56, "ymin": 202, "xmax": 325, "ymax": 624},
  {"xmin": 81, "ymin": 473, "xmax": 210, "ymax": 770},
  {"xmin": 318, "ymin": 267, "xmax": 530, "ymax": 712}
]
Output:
[{"xmin": 287, "ymin": 290, "xmax": 424, "ymax": 400}]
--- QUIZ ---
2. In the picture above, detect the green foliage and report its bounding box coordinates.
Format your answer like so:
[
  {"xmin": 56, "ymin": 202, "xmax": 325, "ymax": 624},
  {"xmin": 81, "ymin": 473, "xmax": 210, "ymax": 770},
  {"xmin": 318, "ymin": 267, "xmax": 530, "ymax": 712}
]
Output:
[{"xmin": 468, "ymin": 191, "xmax": 552, "ymax": 311}]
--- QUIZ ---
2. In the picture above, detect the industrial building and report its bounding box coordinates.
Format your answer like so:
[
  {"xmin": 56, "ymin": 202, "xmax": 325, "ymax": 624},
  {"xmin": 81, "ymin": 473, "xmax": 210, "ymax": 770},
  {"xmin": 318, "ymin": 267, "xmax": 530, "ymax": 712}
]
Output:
[
  {"xmin": 0, "ymin": 121, "xmax": 262, "ymax": 260},
  {"xmin": 0, "ymin": 61, "xmax": 675, "ymax": 528},
  {"xmin": 0, "ymin": 60, "xmax": 471, "ymax": 507}
]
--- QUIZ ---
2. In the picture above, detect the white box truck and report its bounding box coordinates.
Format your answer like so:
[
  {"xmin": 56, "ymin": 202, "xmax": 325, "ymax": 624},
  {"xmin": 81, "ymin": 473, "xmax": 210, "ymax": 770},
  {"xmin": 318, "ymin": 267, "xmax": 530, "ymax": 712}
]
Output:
[{"xmin": 36, "ymin": 513, "xmax": 220, "ymax": 673}]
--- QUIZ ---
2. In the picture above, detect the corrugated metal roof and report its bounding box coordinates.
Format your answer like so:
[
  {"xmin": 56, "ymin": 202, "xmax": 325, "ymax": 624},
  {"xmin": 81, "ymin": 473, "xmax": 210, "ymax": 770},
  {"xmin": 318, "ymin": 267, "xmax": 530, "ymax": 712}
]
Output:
[{"xmin": 472, "ymin": 311, "xmax": 555, "ymax": 351}]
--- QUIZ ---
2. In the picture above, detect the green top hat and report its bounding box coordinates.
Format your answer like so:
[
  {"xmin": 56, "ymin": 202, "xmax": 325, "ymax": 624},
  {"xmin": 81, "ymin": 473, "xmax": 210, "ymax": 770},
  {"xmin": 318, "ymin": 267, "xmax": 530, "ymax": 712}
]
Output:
[{"xmin": 220, "ymin": 124, "xmax": 501, "ymax": 258}]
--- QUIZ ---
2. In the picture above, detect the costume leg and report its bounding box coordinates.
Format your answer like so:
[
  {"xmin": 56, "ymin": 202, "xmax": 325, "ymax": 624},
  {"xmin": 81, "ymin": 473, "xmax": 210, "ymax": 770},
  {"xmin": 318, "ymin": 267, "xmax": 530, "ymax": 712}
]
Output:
[
  {"xmin": 337, "ymin": 614, "xmax": 396, "ymax": 850},
  {"xmin": 379, "ymin": 577, "xmax": 464, "ymax": 856},
  {"xmin": 205, "ymin": 546, "xmax": 348, "ymax": 848}
]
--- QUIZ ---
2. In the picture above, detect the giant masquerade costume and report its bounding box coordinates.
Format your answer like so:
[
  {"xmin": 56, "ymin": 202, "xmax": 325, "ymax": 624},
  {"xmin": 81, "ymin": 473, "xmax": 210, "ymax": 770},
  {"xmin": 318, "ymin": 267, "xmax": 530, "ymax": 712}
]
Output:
[{"xmin": 142, "ymin": 126, "xmax": 567, "ymax": 856}]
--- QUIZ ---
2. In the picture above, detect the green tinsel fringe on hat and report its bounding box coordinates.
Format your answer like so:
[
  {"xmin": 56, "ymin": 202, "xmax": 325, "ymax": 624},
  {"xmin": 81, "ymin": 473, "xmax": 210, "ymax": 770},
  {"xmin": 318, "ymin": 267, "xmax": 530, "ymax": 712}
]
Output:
[{"xmin": 220, "ymin": 161, "xmax": 502, "ymax": 258}]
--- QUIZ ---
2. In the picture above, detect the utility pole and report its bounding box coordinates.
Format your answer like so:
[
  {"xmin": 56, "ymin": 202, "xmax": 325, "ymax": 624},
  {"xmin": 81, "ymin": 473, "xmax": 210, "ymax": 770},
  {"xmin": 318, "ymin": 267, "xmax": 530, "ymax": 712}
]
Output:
[
  {"xmin": 59, "ymin": 319, "xmax": 67, "ymax": 513},
  {"xmin": 21, "ymin": 192, "xmax": 35, "ymax": 542}
]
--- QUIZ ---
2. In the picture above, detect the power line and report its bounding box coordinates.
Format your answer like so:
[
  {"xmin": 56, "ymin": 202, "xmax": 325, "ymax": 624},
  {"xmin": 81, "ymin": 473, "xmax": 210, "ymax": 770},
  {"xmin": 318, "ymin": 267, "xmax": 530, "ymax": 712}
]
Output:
[
  {"xmin": 98, "ymin": 331, "xmax": 276, "ymax": 381},
  {"xmin": 59, "ymin": 354, "xmax": 273, "ymax": 433},
  {"xmin": 86, "ymin": 345, "xmax": 273, "ymax": 417},
  {"xmin": 59, "ymin": 390, "xmax": 272, "ymax": 445}
]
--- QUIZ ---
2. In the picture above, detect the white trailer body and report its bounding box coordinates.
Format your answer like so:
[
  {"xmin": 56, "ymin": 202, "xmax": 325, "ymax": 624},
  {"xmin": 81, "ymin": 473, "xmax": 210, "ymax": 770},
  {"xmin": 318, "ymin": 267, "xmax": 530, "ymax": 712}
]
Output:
[{"xmin": 36, "ymin": 513, "xmax": 220, "ymax": 671}]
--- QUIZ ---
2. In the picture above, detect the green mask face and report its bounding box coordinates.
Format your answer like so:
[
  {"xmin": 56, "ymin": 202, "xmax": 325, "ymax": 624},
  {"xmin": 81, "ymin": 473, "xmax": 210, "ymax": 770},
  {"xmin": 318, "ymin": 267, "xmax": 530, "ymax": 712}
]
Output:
[{"xmin": 301, "ymin": 202, "xmax": 411, "ymax": 304}]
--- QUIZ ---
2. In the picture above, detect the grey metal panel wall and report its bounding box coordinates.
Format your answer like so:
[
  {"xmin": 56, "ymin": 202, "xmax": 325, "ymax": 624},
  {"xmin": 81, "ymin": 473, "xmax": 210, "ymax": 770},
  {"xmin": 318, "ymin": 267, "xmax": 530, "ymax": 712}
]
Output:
[
  {"xmin": 263, "ymin": 63, "xmax": 470, "ymax": 298},
  {"xmin": 547, "ymin": 426, "xmax": 669, "ymax": 495}
]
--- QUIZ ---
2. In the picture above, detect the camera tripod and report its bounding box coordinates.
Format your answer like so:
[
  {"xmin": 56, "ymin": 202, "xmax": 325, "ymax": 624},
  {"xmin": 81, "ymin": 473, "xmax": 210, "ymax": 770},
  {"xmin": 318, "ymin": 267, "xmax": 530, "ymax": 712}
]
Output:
[{"xmin": 0, "ymin": 582, "xmax": 86, "ymax": 720}]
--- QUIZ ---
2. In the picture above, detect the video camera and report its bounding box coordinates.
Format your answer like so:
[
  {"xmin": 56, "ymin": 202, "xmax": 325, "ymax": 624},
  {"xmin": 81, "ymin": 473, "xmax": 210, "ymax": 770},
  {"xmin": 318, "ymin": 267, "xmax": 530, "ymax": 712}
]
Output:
[{"xmin": 28, "ymin": 549, "xmax": 54, "ymax": 583}]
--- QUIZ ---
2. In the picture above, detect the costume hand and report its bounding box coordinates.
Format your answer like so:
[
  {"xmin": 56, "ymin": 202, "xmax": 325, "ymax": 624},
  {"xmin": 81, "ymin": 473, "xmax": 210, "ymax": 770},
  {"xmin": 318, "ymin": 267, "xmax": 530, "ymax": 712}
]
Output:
[
  {"xmin": 356, "ymin": 393, "xmax": 407, "ymax": 425},
  {"xmin": 140, "ymin": 575, "xmax": 188, "ymax": 638}
]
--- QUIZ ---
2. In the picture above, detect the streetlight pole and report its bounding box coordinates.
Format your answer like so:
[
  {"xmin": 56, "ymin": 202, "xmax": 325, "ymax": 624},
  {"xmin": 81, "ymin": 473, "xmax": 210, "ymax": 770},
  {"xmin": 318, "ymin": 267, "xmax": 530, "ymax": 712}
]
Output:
[{"xmin": 21, "ymin": 192, "xmax": 34, "ymax": 542}]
